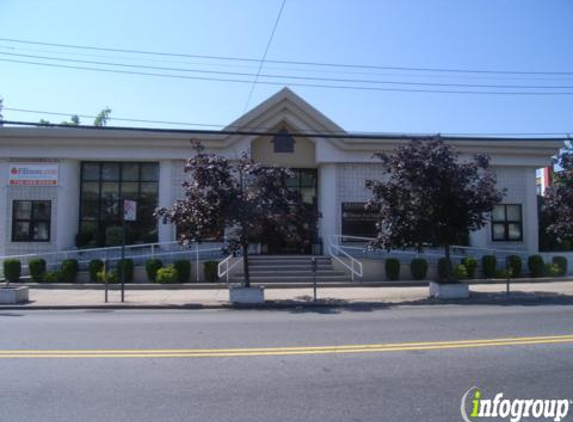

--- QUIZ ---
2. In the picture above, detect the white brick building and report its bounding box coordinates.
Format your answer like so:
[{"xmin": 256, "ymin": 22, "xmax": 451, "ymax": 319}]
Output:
[{"xmin": 0, "ymin": 88, "xmax": 562, "ymax": 257}]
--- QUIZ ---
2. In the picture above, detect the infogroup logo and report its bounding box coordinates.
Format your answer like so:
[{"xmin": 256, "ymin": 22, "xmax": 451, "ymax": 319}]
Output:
[{"xmin": 461, "ymin": 387, "xmax": 571, "ymax": 422}]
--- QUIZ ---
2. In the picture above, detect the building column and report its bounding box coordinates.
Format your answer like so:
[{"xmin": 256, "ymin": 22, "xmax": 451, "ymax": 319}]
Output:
[
  {"xmin": 525, "ymin": 167, "xmax": 539, "ymax": 253},
  {"xmin": 158, "ymin": 160, "xmax": 174, "ymax": 243},
  {"xmin": 56, "ymin": 159, "xmax": 80, "ymax": 250},
  {"xmin": 318, "ymin": 164, "xmax": 338, "ymax": 254}
]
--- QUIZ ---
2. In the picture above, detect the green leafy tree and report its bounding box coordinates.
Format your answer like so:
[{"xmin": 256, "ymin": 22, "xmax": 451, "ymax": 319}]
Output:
[
  {"xmin": 93, "ymin": 107, "xmax": 111, "ymax": 127},
  {"xmin": 544, "ymin": 144, "xmax": 573, "ymax": 245}
]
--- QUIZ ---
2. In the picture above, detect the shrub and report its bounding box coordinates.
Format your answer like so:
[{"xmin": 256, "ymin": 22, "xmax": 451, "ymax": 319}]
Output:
[
  {"xmin": 89, "ymin": 259, "xmax": 104, "ymax": 283},
  {"xmin": 173, "ymin": 260, "xmax": 191, "ymax": 283},
  {"xmin": 3, "ymin": 259, "xmax": 21, "ymax": 283},
  {"xmin": 482, "ymin": 255, "xmax": 497, "ymax": 278},
  {"xmin": 552, "ymin": 256, "xmax": 568, "ymax": 277},
  {"xmin": 506, "ymin": 255, "xmax": 522, "ymax": 278},
  {"xmin": 97, "ymin": 270, "xmax": 117, "ymax": 284},
  {"xmin": 461, "ymin": 257, "xmax": 477, "ymax": 279},
  {"xmin": 116, "ymin": 259, "xmax": 134, "ymax": 283},
  {"xmin": 155, "ymin": 265, "xmax": 179, "ymax": 284},
  {"xmin": 453, "ymin": 264, "xmax": 468, "ymax": 280},
  {"xmin": 145, "ymin": 259, "xmax": 163, "ymax": 282},
  {"xmin": 410, "ymin": 258, "xmax": 428, "ymax": 280},
  {"xmin": 204, "ymin": 261, "xmax": 219, "ymax": 283},
  {"xmin": 437, "ymin": 257, "xmax": 453, "ymax": 280},
  {"xmin": 495, "ymin": 268, "xmax": 511, "ymax": 279},
  {"xmin": 43, "ymin": 271, "xmax": 61, "ymax": 283},
  {"xmin": 28, "ymin": 258, "xmax": 46, "ymax": 282},
  {"xmin": 60, "ymin": 259, "xmax": 79, "ymax": 283},
  {"xmin": 545, "ymin": 263, "xmax": 561, "ymax": 277},
  {"xmin": 385, "ymin": 258, "xmax": 400, "ymax": 281},
  {"xmin": 528, "ymin": 255, "xmax": 545, "ymax": 278},
  {"xmin": 105, "ymin": 226, "xmax": 123, "ymax": 247}
]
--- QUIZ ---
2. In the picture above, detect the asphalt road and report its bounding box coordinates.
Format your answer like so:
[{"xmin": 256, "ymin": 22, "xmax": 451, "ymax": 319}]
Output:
[{"xmin": 1, "ymin": 304, "xmax": 572, "ymax": 422}]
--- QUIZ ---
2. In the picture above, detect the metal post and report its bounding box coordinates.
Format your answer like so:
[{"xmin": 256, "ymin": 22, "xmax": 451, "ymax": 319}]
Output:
[
  {"xmin": 103, "ymin": 258, "xmax": 108, "ymax": 303},
  {"xmin": 311, "ymin": 256, "xmax": 317, "ymax": 302},
  {"xmin": 195, "ymin": 242, "xmax": 200, "ymax": 283}
]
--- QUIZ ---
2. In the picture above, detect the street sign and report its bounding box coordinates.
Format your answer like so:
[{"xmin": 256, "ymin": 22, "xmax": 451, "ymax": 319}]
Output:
[{"xmin": 123, "ymin": 200, "xmax": 137, "ymax": 221}]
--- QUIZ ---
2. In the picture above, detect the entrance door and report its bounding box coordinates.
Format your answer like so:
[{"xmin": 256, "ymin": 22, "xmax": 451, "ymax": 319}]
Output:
[{"xmin": 262, "ymin": 168, "xmax": 318, "ymax": 255}]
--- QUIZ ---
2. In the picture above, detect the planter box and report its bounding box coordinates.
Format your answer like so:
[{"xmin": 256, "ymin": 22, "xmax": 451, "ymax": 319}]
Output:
[
  {"xmin": 0, "ymin": 286, "xmax": 29, "ymax": 304},
  {"xmin": 429, "ymin": 281, "xmax": 470, "ymax": 299},
  {"xmin": 229, "ymin": 286, "xmax": 265, "ymax": 304}
]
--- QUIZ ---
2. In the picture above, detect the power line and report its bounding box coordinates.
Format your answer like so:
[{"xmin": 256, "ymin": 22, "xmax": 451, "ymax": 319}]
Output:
[
  {"xmin": 2, "ymin": 51, "xmax": 572, "ymax": 90},
  {"xmin": 3, "ymin": 57, "xmax": 573, "ymax": 96},
  {"xmin": 0, "ymin": 119, "xmax": 569, "ymax": 141},
  {"xmin": 0, "ymin": 37, "xmax": 572, "ymax": 76},
  {"xmin": 243, "ymin": 0, "xmax": 287, "ymax": 112}
]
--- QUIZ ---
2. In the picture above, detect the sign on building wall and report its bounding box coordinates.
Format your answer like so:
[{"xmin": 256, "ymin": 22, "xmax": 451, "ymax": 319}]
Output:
[{"xmin": 8, "ymin": 163, "xmax": 59, "ymax": 186}]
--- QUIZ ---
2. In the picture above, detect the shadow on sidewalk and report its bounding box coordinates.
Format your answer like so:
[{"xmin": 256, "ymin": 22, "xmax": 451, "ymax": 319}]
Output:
[{"xmin": 244, "ymin": 291, "xmax": 573, "ymax": 315}]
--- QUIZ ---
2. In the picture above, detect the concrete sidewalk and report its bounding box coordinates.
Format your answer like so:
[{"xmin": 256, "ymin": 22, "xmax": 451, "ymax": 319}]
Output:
[{"xmin": 2, "ymin": 280, "xmax": 573, "ymax": 310}]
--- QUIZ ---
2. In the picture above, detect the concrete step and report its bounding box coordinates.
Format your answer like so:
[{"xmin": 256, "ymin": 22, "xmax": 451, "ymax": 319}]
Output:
[
  {"xmin": 229, "ymin": 275, "xmax": 351, "ymax": 283},
  {"xmin": 249, "ymin": 258, "xmax": 331, "ymax": 265},
  {"xmin": 238, "ymin": 270, "xmax": 347, "ymax": 277},
  {"xmin": 247, "ymin": 265, "xmax": 334, "ymax": 271}
]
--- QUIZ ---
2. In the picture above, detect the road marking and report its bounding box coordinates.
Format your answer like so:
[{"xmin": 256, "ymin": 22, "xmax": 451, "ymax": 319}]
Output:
[{"xmin": 0, "ymin": 334, "xmax": 571, "ymax": 359}]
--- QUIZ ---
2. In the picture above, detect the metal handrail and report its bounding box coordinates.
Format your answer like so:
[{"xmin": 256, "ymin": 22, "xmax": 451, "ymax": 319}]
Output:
[
  {"xmin": 328, "ymin": 235, "xmax": 363, "ymax": 282},
  {"xmin": 217, "ymin": 254, "xmax": 243, "ymax": 283}
]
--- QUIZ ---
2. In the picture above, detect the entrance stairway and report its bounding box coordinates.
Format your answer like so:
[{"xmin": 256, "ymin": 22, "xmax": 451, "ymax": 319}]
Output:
[{"xmin": 228, "ymin": 255, "xmax": 351, "ymax": 284}]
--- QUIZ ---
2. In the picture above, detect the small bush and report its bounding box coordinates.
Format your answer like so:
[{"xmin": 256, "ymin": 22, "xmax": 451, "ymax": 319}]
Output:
[
  {"xmin": 453, "ymin": 264, "xmax": 468, "ymax": 280},
  {"xmin": 155, "ymin": 265, "xmax": 179, "ymax": 284},
  {"xmin": 410, "ymin": 258, "xmax": 428, "ymax": 280},
  {"xmin": 116, "ymin": 259, "xmax": 134, "ymax": 283},
  {"xmin": 385, "ymin": 258, "xmax": 400, "ymax": 281},
  {"xmin": 173, "ymin": 260, "xmax": 191, "ymax": 283},
  {"xmin": 482, "ymin": 255, "xmax": 497, "ymax": 278},
  {"xmin": 528, "ymin": 255, "xmax": 545, "ymax": 278},
  {"xmin": 97, "ymin": 270, "xmax": 117, "ymax": 284},
  {"xmin": 437, "ymin": 257, "xmax": 453, "ymax": 280},
  {"xmin": 43, "ymin": 271, "xmax": 61, "ymax": 283},
  {"xmin": 552, "ymin": 256, "xmax": 568, "ymax": 277},
  {"xmin": 495, "ymin": 268, "xmax": 511, "ymax": 279},
  {"xmin": 89, "ymin": 259, "xmax": 104, "ymax": 283},
  {"xmin": 28, "ymin": 258, "xmax": 46, "ymax": 282},
  {"xmin": 105, "ymin": 226, "xmax": 123, "ymax": 247},
  {"xmin": 545, "ymin": 263, "xmax": 561, "ymax": 277},
  {"xmin": 461, "ymin": 257, "xmax": 477, "ymax": 279},
  {"xmin": 145, "ymin": 259, "xmax": 163, "ymax": 282},
  {"xmin": 506, "ymin": 255, "xmax": 522, "ymax": 278},
  {"xmin": 60, "ymin": 259, "xmax": 79, "ymax": 283},
  {"xmin": 3, "ymin": 259, "xmax": 21, "ymax": 283},
  {"xmin": 204, "ymin": 261, "xmax": 219, "ymax": 283}
]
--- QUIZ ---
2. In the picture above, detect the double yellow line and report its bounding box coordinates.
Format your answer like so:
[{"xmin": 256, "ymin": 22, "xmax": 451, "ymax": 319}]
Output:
[{"xmin": 0, "ymin": 334, "xmax": 572, "ymax": 359}]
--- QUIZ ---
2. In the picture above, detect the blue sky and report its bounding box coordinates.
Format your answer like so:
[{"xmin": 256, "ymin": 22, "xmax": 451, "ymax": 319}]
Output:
[{"xmin": 0, "ymin": 0, "xmax": 572, "ymax": 135}]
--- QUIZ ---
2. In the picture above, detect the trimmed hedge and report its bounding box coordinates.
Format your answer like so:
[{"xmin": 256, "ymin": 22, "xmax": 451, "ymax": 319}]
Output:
[
  {"xmin": 385, "ymin": 258, "xmax": 400, "ymax": 281},
  {"xmin": 453, "ymin": 264, "xmax": 468, "ymax": 280},
  {"xmin": 156, "ymin": 265, "xmax": 179, "ymax": 284},
  {"xmin": 146, "ymin": 259, "xmax": 163, "ymax": 282},
  {"xmin": 528, "ymin": 255, "xmax": 545, "ymax": 278},
  {"xmin": 552, "ymin": 256, "xmax": 568, "ymax": 277},
  {"xmin": 60, "ymin": 259, "xmax": 79, "ymax": 283},
  {"xmin": 3, "ymin": 259, "xmax": 21, "ymax": 283},
  {"xmin": 461, "ymin": 257, "xmax": 477, "ymax": 279},
  {"xmin": 204, "ymin": 261, "xmax": 219, "ymax": 283},
  {"xmin": 545, "ymin": 263, "xmax": 561, "ymax": 277},
  {"xmin": 506, "ymin": 255, "xmax": 522, "ymax": 278},
  {"xmin": 43, "ymin": 271, "xmax": 61, "ymax": 283},
  {"xmin": 116, "ymin": 259, "xmax": 134, "ymax": 283},
  {"xmin": 482, "ymin": 255, "xmax": 497, "ymax": 278},
  {"xmin": 437, "ymin": 257, "xmax": 452, "ymax": 280},
  {"xmin": 28, "ymin": 258, "xmax": 46, "ymax": 282},
  {"xmin": 410, "ymin": 258, "xmax": 428, "ymax": 280},
  {"xmin": 173, "ymin": 260, "xmax": 191, "ymax": 283},
  {"xmin": 89, "ymin": 259, "xmax": 104, "ymax": 283}
]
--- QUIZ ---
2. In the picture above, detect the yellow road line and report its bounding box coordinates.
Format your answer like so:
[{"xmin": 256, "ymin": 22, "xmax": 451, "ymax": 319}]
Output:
[{"xmin": 0, "ymin": 334, "xmax": 572, "ymax": 358}]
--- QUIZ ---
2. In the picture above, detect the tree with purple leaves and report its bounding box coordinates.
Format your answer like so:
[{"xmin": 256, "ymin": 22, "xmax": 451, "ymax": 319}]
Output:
[
  {"xmin": 365, "ymin": 136, "xmax": 505, "ymax": 280},
  {"xmin": 544, "ymin": 145, "xmax": 573, "ymax": 244},
  {"xmin": 156, "ymin": 141, "xmax": 307, "ymax": 287}
]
